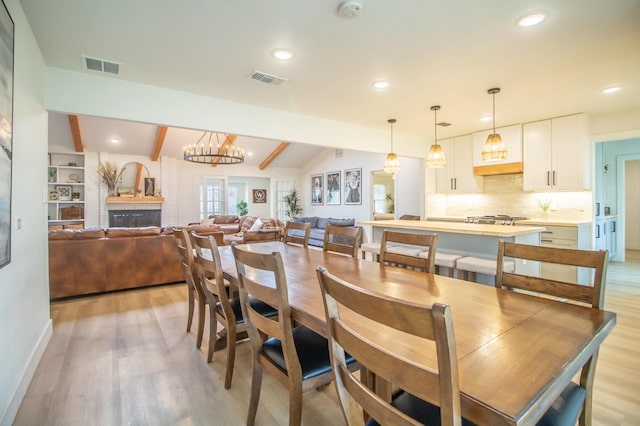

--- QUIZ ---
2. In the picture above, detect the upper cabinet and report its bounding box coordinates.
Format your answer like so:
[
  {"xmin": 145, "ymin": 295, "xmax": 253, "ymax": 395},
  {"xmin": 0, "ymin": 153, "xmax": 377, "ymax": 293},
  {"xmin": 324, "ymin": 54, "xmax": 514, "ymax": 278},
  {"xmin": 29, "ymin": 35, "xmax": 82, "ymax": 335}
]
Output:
[
  {"xmin": 435, "ymin": 134, "xmax": 482, "ymax": 194},
  {"xmin": 472, "ymin": 124, "xmax": 523, "ymax": 175},
  {"xmin": 523, "ymin": 113, "xmax": 590, "ymax": 191}
]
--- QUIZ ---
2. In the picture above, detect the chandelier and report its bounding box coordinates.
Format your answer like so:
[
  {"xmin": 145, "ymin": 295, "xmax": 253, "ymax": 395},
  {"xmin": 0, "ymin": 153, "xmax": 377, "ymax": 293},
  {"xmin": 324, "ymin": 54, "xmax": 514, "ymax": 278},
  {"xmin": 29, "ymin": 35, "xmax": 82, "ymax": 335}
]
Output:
[
  {"xmin": 183, "ymin": 132, "xmax": 244, "ymax": 165},
  {"xmin": 426, "ymin": 105, "xmax": 446, "ymax": 168},
  {"xmin": 383, "ymin": 118, "xmax": 400, "ymax": 174},
  {"xmin": 482, "ymin": 87, "xmax": 507, "ymax": 161}
]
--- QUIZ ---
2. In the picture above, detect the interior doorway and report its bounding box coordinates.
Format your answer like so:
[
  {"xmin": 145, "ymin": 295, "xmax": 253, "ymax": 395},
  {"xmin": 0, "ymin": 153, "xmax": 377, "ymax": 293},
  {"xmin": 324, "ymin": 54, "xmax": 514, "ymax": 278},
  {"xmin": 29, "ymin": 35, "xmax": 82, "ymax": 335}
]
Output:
[{"xmin": 370, "ymin": 170, "xmax": 395, "ymax": 219}]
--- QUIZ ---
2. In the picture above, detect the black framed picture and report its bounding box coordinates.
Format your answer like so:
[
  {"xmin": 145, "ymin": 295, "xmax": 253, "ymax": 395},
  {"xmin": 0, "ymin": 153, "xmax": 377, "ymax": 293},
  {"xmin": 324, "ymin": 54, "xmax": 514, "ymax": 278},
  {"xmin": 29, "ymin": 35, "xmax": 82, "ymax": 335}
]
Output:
[
  {"xmin": 311, "ymin": 173, "xmax": 323, "ymax": 205},
  {"xmin": 344, "ymin": 168, "xmax": 362, "ymax": 205},
  {"xmin": 144, "ymin": 177, "xmax": 155, "ymax": 197},
  {"xmin": 253, "ymin": 188, "xmax": 267, "ymax": 203},
  {"xmin": 0, "ymin": 1, "xmax": 13, "ymax": 269},
  {"xmin": 326, "ymin": 171, "xmax": 340, "ymax": 205}
]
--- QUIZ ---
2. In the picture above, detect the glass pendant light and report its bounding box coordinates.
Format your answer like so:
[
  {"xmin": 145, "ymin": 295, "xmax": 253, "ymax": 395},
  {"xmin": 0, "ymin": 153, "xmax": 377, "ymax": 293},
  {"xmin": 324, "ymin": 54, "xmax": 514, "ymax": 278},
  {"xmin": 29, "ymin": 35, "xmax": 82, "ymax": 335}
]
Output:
[
  {"xmin": 482, "ymin": 87, "xmax": 508, "ymax": 161},
  {"xmin": 383, "ymin": 118, "xmax": 400, "ymax": 174},
  {"xmin": 426, "ymin": 105, "xmax": 446, "ymax": 168}
]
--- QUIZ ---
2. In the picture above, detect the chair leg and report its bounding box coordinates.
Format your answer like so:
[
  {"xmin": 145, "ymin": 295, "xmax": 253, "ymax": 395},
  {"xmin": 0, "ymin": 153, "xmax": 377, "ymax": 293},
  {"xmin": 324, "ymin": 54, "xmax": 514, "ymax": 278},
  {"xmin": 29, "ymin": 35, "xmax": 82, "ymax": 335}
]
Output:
[
  {"xmin": 579, "ymin": 352, "xmax": 599, "ymax": 426},
  {"xmin": 207, "ymin": 303, "xmax": 218, "ymax": 363},
  {"xmin": 289, "ymin": 380, "xmax": 303, "ymax": 426},
  {"xmin": 448, "ymin": 267, "xmax": 454, "ymax": 278},
  {"xmin": 224, "ymin": 323, "xmax": 236, "ymax": 389},
  {"xmin": 195, "ymin": 297, "xmax": 206, "ymax": 349},
  {"xmin": 247, "ymin": 362, "xmax": 264, "ymax": 426},
  {"xmin": 186, "ymin": 285, "xmax": 194, "ymax": 332}
]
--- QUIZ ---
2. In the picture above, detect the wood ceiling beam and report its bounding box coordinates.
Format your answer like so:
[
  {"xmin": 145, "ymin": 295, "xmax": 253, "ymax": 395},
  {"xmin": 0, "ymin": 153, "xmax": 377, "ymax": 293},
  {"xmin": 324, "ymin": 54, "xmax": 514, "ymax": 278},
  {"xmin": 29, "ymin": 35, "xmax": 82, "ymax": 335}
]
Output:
[
  {"xmin": 134, "ymin": 163, "xmax": 144, "ymax": 195},
  {"xmin": 259, "ymin": 142, "xmax": 290, "ymax": 170},
  {"xmin": 210, "ymin": 134, "xmax": 237, "ymax": 167},
  {"xmin": 151, "ymin": 126, "xmax": 168, "ymax": 161},
  {"xmin": 67, "ymin": 115, "xmax": 84, "ymax": 152}
]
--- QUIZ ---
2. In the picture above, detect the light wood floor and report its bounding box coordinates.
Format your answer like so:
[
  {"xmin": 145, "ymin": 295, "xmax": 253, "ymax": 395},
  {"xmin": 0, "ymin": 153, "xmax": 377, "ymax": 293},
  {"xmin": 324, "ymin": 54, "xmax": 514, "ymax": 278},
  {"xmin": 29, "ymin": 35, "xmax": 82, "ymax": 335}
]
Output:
[{"xmin": 14, "ymin": 251, "xmax": 640, "ymax": 425}]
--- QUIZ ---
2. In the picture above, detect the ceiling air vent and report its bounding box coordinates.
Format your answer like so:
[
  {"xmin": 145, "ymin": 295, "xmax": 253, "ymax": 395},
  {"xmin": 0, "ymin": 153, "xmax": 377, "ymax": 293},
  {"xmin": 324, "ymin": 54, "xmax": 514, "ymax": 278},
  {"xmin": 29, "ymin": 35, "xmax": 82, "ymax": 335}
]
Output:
[
  {"xmin": 82, "ymin": 55, "xmax": 121, "ymax": 75},
  {"xmin": 248, "ymin": 70, "xmax": 287, "ymax": 85}
]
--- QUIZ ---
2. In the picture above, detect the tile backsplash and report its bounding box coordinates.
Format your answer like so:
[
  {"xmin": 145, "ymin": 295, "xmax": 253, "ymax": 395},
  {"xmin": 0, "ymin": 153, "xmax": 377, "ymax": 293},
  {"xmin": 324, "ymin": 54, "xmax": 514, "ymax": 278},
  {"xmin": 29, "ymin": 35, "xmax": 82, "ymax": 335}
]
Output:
[{"xmin": 427, "ymin": 174, "xmax": 593, "ymax": 221}]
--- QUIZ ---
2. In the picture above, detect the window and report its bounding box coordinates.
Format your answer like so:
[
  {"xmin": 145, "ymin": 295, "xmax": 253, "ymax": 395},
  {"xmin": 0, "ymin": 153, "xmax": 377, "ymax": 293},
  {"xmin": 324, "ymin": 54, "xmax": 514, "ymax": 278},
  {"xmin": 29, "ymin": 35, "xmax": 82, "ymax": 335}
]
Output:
[
  {"xmin": 373, "ymin": 184, "xmax": 387, "ymax": 213},
  {"xmin": 275, "ymin": 179, "xmax": 293, "ymax": 222},
  {"xmin": 197, "ymin": 175, "xmax": 225, "ymax": 219}
]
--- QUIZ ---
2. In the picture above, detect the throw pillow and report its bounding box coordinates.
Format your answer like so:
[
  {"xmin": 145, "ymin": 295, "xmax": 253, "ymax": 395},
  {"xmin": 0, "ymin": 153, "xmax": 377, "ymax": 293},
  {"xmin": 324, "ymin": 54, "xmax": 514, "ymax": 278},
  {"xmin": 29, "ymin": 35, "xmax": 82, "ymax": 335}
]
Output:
[
  {"xmin": 329, "ymin": 218, "xmax": 355, "ymax": 227},
  {"xmin": 249, "ymin": 218, "xmax": 264, "ymax": 231},
  {"xmin": 200, "ymin": 218, "xmax": 215, "ymax": 226},
  {"xmin": 316, "ymin": 217, "xmax": 330, "ymax": 230},
  {"xmin": 241, "ymin": 216, "xmax": 257, "ymax": 232}
]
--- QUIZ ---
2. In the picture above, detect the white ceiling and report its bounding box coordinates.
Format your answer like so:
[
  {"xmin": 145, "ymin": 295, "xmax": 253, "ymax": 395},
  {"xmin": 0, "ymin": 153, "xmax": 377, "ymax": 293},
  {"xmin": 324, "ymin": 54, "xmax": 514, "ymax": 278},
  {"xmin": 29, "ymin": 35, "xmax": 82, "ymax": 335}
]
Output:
[{"xmin": 22, "ymin": 0, "xmax": 640, "ymax": 164}]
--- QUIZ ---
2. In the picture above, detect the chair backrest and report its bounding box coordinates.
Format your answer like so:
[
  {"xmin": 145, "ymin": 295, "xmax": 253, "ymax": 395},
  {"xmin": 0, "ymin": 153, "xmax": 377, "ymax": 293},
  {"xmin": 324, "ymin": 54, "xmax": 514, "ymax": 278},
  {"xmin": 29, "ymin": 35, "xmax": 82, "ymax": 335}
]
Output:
[
  {"xmin": 496, "ymin": 241, "xmax": 608, "ymax": 308},
  {"xmin": 284, "ymin": 221, "xmax": 311, "ymax": 248},
  {"xmin": 173, "ymin": 227, "xmax": 200, "ymax": 290},
  {"xmin": 379, "ymin": 230, "xmax": 438, "ymax": 273},
  {"xmin": 192, "ymin": 231, "xmax": 234, "ymax": 317},
  {"xmin": 316, "ymin": 267, "xmax": 461, "ymax": 426},
  {"xmin": 232, "ymin": 245, "xmax": 300, "ymax": 375},
  {"xmin": 323, "ymin": 224, "xmax": 363, "ymax": 258}
]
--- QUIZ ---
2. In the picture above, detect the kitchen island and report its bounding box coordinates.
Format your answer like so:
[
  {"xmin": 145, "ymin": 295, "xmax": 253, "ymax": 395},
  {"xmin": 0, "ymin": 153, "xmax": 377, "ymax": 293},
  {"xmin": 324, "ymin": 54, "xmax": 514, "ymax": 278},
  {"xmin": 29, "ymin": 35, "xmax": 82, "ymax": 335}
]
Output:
[{"xmin": 358, "ymin": 219, "xmax": 546, "ymax": 282}]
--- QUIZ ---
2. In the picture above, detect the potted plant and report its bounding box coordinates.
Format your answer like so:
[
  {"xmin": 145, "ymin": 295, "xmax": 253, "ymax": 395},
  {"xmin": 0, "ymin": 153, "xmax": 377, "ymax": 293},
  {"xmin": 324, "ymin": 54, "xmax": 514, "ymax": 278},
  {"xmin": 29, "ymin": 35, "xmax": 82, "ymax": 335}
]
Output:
[
  {"xmin": 72, "ymin": 192, "xmax": 80, "ymax": 201},
  {"xmin": 236, "ymin": 200, "xmax": 248, "ymax": 216},
  {"xmin": 284, "ymin": 188, "xmax": 303, "ymax": 218}
]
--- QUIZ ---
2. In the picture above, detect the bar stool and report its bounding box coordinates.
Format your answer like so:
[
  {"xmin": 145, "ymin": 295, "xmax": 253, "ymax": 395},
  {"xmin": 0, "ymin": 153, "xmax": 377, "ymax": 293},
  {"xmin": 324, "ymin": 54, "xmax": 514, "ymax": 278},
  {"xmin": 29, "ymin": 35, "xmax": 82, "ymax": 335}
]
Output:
[
  {"xmin": 456, "ymin": 256, "xmax": 514, "ymax": 283},
  {"xmin": 419, "ymin": 251, "xmax": 463, "ymax": 278},
  {"xmin": 361, "ymin": 242, "xmax": 381, "ymax": 262}
]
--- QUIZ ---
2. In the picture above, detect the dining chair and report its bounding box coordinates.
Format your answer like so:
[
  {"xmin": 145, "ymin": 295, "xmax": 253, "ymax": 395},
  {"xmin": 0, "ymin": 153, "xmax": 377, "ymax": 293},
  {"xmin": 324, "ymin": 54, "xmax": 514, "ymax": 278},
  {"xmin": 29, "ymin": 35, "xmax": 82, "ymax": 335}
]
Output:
[
  {"xmin": 283, "ymin": 221, "xmax": 312, "ymax": 248},
  {"xmin": 323, "ymin": 224, "xmax": 363, "ymax": 258},
  {"xmin": 316, "ymin": 266, "xmax": 473, "ymax": 426},
  {"xmin": 191, "ymin": 232, "xmax": 277, "ymax": 388},
  {"xmin": 173, "ymin": 227, "xmax": 207, "ymax": 348},
  {"xmin": 232, "ymin": 245, "xmax": 357, "ymax": 426},
  {"xmin": 379, "ymin": 230, "xmax": 438, "ymax": 273},
  {"xmin": 496, "ymin": 241, "xmax": 609, "ymax": 426}
]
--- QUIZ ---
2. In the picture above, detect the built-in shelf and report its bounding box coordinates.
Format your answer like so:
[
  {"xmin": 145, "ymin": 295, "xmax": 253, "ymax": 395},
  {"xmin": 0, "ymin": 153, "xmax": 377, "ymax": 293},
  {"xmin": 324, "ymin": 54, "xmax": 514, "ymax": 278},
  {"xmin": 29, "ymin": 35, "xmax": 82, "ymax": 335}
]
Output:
[{"xmin": 105, "ymin": 196, "xmax": 165, "ymax": 203}]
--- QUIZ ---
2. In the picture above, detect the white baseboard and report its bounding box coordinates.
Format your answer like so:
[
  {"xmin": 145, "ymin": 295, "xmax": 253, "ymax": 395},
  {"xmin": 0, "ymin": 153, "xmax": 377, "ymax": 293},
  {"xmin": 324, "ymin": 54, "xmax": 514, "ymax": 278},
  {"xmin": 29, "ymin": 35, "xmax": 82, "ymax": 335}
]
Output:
[{"xmin": 0, "ymin": 319, "xmax": 52, "ymax": 426}]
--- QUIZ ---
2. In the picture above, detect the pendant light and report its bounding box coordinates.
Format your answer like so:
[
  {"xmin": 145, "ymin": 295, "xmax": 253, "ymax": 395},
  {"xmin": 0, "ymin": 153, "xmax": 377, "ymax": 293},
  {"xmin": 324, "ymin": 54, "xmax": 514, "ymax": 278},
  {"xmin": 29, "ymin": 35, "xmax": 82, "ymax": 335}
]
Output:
[
  {"xmin": 383, "ymin": 118, "xmax": 400, "ymax": 174},
  {"xmin": 482, "ymin": 87, "xmax": 508, "ymax": 161},
  {"xmin": 426, "ymin": 105, "xmax": 446, "ymax": 168}
]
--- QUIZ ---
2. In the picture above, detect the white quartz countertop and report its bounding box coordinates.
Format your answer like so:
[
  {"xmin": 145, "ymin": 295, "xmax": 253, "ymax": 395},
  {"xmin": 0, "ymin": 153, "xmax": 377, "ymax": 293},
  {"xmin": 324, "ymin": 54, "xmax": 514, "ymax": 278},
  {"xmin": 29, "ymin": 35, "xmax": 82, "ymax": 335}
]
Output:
[
  {"xmin": 357, "ymin": 220, "xmax": 545, "ymax": 237},
  {"xmin": 515, "ymin": 219, "xmax": 591, "ymax": 227}
]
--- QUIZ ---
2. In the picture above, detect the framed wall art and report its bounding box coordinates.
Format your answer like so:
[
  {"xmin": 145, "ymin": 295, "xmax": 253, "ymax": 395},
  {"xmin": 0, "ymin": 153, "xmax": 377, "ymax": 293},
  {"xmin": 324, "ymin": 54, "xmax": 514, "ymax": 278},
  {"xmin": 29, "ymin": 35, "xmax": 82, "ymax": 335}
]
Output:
[
  {"xmin": 0, "ymin": 0, "xmax": 13, "ymax": 269},
  {"xmin": 56, "ymin": 185, "xmax": 72, "ymax": 201},
  {"xmin": 144, "ymin": 177, "xmax": 155, "ymax": 197},
  {"xmin": 344, "ymin": 168, "xmax": 362, "ymax": 205},
  {"xmin": 253, "ymin": 188, "xmax": 267, "ymax": 203},
  {"xmin": 326, "ymin": 171, "xmax": 340, "ymax": 205},
  {"xmin": 311, "ymin": 173, "xmax": 323, "ymax": 205}
]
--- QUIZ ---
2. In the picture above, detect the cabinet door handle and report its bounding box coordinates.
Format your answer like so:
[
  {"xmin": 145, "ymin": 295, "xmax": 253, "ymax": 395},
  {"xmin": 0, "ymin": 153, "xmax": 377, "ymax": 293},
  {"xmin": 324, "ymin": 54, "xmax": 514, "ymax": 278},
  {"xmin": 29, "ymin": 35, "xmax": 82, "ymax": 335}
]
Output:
[
  {"xmin": 541, "ymin": 239, "xmax": 553, "ymax": 243},
  {"xmin": 450, "ymin": 178, "xmax": 453, "ymax": 190},
  {"xmin": 454, "ymin": 178, "xmax": 457, "ymax": 190},
  {"xmin": 612, "ymin": 221, "xmax": 616, "ymax": 232},
  {"xmin": 547, "ymin": 171, "xmax": 551, "ymax": 186},
  {"xmin": 596, "ymin": 224, "xmax": 600, "ymax": 238},
  {"xmin": 603, "ymin": 223, "xmax": 606, "ymax": 235},
  {"xmin": 552, "ymin": 171, "xmax": 557, "ymax": 186}
]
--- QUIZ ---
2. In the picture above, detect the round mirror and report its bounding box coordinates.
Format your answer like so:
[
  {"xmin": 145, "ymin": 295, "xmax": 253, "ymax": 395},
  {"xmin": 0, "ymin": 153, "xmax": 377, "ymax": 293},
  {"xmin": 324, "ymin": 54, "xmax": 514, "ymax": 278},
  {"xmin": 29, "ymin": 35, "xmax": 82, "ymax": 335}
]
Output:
[{"xmin": 119, "ymin": 162, "xmax": 150, "ymax": 197}]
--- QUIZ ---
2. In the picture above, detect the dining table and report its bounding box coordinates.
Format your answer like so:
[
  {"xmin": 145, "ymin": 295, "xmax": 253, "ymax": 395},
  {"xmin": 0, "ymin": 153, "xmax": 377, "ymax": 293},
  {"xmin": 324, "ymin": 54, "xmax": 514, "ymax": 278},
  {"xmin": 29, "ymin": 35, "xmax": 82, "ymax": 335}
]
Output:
[{"xmin": 217, "ymin": 241, "xmax": 616, "ymax": 426}]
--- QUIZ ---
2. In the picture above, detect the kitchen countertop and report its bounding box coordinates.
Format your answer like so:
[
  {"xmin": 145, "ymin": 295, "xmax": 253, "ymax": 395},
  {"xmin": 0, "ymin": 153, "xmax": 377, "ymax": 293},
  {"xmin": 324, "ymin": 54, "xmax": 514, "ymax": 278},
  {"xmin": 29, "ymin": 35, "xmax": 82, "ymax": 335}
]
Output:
[
  {"xmin": 516, "ymin": 219, "xmax": 591, "ymax": 227},
  {"xmin": 358, "ymin": 219, "xmax": 545, "ymax": 237}
]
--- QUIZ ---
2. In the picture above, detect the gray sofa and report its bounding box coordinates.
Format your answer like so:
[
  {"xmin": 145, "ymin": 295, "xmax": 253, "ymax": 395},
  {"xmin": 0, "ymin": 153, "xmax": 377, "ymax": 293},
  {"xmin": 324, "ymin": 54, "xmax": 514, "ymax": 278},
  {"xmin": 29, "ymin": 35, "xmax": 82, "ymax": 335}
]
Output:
[{"xmin": 290, "ymin": 216, "xmax": 359, "ymax": 247}]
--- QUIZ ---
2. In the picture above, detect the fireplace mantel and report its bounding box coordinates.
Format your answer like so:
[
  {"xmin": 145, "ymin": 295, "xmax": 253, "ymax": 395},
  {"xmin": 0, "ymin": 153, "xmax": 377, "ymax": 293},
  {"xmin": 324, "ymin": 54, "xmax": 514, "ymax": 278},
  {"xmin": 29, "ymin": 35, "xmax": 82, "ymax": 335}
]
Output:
[{"xmin": 105, "ymin": 196, "xmax": 164, "ymax": 203}]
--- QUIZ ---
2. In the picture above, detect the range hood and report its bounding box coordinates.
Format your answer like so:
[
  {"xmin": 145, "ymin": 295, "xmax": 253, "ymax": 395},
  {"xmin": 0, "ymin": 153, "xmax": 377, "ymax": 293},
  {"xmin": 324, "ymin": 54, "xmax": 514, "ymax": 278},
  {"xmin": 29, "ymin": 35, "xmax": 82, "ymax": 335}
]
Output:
[{"xmin": 473, "ymin": 162, "xmax": 523, "ymax": 176}]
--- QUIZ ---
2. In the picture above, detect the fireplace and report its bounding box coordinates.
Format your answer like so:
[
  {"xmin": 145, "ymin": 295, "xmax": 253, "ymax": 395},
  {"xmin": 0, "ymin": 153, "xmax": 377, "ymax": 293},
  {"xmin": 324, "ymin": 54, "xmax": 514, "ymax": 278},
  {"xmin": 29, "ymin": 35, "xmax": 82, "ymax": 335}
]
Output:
[{"xmin": 109, "ymin": 210, "xmax": 161, "ymax": 228}]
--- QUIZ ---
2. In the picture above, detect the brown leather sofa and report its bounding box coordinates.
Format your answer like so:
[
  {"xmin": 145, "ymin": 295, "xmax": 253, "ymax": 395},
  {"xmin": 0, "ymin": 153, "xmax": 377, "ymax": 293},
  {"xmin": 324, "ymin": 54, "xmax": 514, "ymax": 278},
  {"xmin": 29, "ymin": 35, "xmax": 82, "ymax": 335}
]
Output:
[
  {"xmin": 198, "ymin": 215, "xmax": 284, "ymax": 244},
  {"xmin": 48, "ymin": 225, "xmax": 221, "ymax": 299}
]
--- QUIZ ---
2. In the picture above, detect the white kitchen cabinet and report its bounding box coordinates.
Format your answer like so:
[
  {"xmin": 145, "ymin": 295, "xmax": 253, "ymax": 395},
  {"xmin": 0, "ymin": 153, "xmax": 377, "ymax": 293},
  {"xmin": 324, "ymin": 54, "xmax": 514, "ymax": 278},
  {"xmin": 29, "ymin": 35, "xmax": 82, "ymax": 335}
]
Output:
[
  {"xmin": 435, "ymin": 134, "xmax": 481, "ymax": 194},
  {"xmin": 472, "ymin": 124, "xmax": 523, "ymax": 167},
  {"xmin": 595, "ymin": 217, "xmax": 617, "ymax": 259},
  {"xmin": 523, "ymin": 114, "xmax": 590, "ymax": 191},
  {"xmin": 539, "ymin": 223, "xmax": 591, "ymax": 283}
]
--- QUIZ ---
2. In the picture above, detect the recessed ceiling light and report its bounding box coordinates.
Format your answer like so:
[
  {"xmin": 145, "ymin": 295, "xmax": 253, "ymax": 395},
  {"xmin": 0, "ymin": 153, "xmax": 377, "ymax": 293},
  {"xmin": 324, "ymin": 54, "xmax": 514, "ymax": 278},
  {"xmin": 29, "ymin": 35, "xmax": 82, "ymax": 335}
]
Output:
[
  {"xmin": 372, "ymin": 80, "xmax": 390, "ymax": 90},
  {"xmin": 480, "ymin": 116, "xmax": 493, "ymax": 123},
  {"xmin": 110, "ymin": 138, "xmax": 120, "ymax": 144},
  {"xmin": 518, "ymin": 13, "xmax": 545, "ymax": 27},
  {"xmin": 247, "ymin": 152, "xmax": 254, "ymax": 157},
  {"xmin": 602, "ymin": 86, "xmax": 621, "ymax": 94},
  {"xmin": 272, "ymin": 48, "xmax": 294, "ymax": 61}
]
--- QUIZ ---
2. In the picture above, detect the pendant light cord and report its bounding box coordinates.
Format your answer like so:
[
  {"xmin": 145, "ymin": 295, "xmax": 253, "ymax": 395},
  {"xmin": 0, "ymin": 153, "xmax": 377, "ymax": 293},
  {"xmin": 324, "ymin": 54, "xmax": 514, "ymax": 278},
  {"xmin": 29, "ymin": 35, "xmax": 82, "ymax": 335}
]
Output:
[{"xmin": 492, "ymin": 91, "xmax": 496, "ymax": 134}]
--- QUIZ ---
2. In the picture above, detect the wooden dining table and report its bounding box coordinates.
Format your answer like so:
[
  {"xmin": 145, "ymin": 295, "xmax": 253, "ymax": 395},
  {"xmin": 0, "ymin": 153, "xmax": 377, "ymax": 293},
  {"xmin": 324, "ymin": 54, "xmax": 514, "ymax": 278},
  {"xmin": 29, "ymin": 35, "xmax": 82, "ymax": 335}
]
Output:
[{"xmin": 217, "ymin": 241, "xmax": 616, "ymax": 426}]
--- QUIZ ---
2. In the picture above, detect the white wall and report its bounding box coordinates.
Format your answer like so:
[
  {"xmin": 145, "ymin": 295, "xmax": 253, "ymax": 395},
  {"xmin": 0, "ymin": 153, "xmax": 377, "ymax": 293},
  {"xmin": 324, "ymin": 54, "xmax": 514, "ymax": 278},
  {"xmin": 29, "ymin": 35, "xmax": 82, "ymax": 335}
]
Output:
[
  {"xmin": 625, "ymin": 160, "xmax": 640, "ymax": 249},
  {"xmin": 0, "ymin": 2, "xmax": 51, "ymax": 424}
]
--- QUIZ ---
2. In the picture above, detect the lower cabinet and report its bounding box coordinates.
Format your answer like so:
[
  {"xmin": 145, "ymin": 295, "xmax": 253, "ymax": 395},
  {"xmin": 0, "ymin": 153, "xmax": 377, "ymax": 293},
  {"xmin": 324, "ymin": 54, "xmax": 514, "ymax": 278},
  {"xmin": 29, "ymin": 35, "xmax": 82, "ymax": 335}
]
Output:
[
  {"xmin": 595, "ymin": 217, "xmax": 617, "ymax": 259},
  {"xmin": 539, "ymin": 223, "xmax": 591, "ymax": 284}
]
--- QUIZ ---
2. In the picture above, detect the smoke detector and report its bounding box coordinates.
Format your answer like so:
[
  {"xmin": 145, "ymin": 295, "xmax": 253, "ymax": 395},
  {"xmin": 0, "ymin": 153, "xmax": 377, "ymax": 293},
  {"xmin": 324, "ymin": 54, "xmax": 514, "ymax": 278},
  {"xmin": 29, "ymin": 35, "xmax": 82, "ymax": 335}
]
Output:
[{"xmin": 337, "ymin": 1, "xmax": 363, "ymax": 18}]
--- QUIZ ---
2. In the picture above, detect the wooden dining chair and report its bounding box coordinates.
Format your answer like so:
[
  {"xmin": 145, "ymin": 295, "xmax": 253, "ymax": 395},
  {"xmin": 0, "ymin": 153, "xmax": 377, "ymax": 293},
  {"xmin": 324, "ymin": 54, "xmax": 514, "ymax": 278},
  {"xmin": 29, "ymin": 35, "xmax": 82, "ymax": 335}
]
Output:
[
  {"xmin": 379, "ymin": 230, "xmax": 438, "ymax": 273},
  {"xmin": 496, "ymin": 241, "xmax": 609, "ymax": 426},
  {"xmin": 173, "ymin": 227, "xmax": 207, "ymax": 348},
  {"xmin": 232, "ymin": 245, "xmax": 357, "ymax": 426},
  {"xmin": 323, "ymin": 224, "xmax": 363, "ymax": 258},
  {"xmin": 191, "ymin": 232, "xmax": 276, "ymax": 388},
  {"xmin": 316, "ymin": 266, "xmax": 473, "ymax": 426},
  {"xmin": 283, "ymin": 221, "xmax": 312, "ymax": 248}
]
